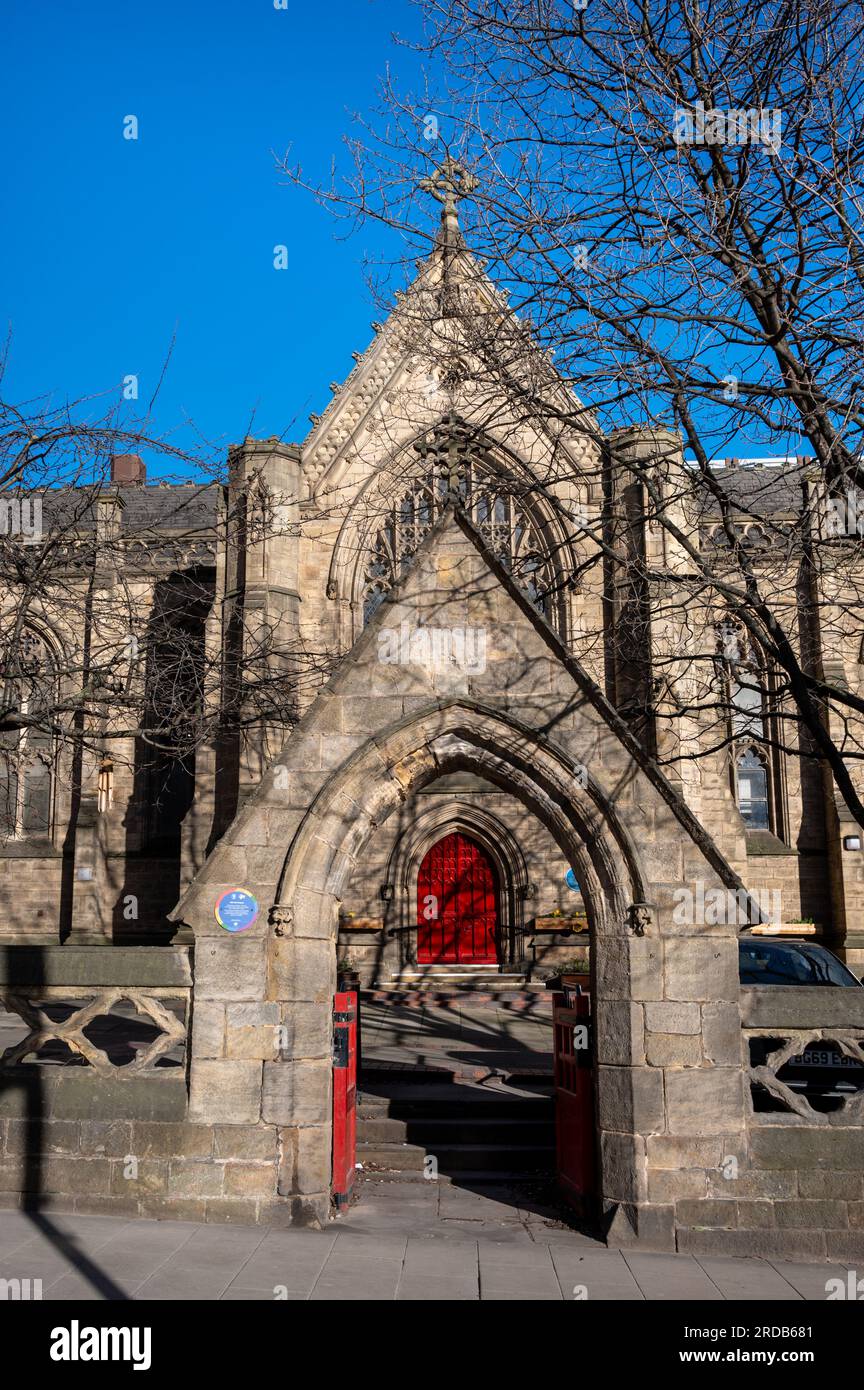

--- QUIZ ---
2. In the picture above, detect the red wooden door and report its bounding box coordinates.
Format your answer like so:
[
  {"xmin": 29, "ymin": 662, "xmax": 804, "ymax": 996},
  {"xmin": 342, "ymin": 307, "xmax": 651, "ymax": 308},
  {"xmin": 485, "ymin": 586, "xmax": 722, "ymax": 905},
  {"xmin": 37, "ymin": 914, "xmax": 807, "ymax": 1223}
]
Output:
[{"xmin": 417, "ymin": 832, "xmax": 498, "ymax": 963}]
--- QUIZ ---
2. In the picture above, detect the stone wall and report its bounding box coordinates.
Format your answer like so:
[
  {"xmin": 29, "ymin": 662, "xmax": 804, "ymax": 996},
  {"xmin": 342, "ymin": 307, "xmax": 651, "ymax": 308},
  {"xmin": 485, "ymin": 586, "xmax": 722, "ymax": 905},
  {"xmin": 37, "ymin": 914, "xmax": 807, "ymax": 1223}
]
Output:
[
  {"xmin": 2, "ymin": 507, "xmax": 863, "ymax": 1255},
  {"xmin": 0, "ymin": 1115, "xmax": 284, "ymax": 1226},
  {"xmin": 172, "ymin": 508, "xmax": 762, "ymax": 1244}
]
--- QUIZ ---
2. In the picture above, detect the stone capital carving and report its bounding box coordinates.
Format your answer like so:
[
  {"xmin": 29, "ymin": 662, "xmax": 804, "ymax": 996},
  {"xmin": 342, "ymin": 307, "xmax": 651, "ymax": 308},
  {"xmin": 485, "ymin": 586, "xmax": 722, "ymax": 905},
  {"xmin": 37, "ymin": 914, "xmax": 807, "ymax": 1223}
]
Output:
[
  {"xmin": 269, "ymin": 903, "xmax": 293, "ymax": 937},
  {"xmin": 627, "ymin": 902, "xmax": 653, "ymax": 937}
]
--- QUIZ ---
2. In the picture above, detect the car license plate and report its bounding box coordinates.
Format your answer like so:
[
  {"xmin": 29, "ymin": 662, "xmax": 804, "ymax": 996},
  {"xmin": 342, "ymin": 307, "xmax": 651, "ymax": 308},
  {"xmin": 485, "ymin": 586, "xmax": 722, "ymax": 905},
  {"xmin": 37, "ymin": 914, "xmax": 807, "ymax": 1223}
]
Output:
[{"xmin": 790, "ymin": 1050, "xmax": 858, "ymax": 1068}]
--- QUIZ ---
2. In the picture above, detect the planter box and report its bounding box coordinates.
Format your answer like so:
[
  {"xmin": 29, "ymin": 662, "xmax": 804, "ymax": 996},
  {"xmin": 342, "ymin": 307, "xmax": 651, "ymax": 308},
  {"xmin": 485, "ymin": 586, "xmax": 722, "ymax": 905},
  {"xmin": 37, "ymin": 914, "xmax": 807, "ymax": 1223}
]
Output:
[
  {"xmin": 338, "ymin": 917, "xmax": 384, "ymax": 933},
  {"xmin": 747, "ymin": 923, "xmax": 819, "ymax": 936},
  {"xmin": 533, "ymin": 916, "xmax": 588, "ymax": 934}
]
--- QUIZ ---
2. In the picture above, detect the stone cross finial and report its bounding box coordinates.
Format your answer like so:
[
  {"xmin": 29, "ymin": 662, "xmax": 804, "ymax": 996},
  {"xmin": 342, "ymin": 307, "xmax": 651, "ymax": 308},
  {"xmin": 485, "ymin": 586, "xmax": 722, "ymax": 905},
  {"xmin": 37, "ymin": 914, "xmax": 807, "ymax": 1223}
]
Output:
[{"xmin": 419, "ymin": 156, "xmax": 478, "ymax": 239}]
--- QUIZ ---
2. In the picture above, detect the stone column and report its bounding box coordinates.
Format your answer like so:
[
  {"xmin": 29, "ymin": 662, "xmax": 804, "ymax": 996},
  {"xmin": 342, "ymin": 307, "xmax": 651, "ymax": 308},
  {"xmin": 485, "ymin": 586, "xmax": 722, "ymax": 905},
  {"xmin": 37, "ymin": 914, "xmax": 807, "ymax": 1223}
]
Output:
[
  {"xmin": 224, "ymin": 439, "xmax": 302, "ymax": 797},
  {"xmin": 67, "ymin": 487, "xmax": 125, "ymax": 941}
]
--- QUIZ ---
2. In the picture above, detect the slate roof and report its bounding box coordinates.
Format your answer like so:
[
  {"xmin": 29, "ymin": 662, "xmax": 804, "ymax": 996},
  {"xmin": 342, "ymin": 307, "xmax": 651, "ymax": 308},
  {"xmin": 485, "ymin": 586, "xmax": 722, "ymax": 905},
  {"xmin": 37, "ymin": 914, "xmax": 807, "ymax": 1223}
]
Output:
[
  {"xmin": 115, "ymin": 484, "xmax": 220, "ymax": 532},
  {"xmin": 692, "ymin": 462, "xmax": 809, "ymax": 518},
  {"xmin": 35, "ymin": 483, "xmax": 221, "ymax": 534},
  {"xmin": 17, "ymin": 461, "xmax": 811, "ymax": 538}
]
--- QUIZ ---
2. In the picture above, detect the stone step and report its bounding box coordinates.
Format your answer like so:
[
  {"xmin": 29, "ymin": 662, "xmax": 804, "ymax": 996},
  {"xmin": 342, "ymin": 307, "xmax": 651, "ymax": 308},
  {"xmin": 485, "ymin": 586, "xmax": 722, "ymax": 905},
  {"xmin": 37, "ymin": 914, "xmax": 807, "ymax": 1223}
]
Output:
[
  {"xmin": 357, "ymin": 1101, "xmax": 554, "ymax": 1126},
  {"xmin": 358, "ymin": 1084, "xmax": 555, "ymax": 1117},
  {"xmin": 358, "ymin": 1076, "xmax": 554, "ymax": 1108},
  {"xmin": 357, "ymin": 1115, "xmax": 555, "ymax": 1145},
  {"xmin": 385, "ymin": 984, "xmax": 530, "ymax": 992},
  {"xmin": 388, "ymin": 967, "xmax": 522, "ymax": 978},
  {"xmin": 360, "ymin": 1059, "xmax": 553, "ymax": 1084},
  {"xmin": 363, "ymin": 987, "xmax": 549, "ymax": 1005},
  {"xmin": 370, "ymin": 968, "xmax": 541, "ymax": 988},
  {"xmin": 357, "ymin": 1141, "xmax": 555, "ymax": 1174},
  {"xmin": 357, "ymin": 1142, "xmax": 428, "ymax": 1171},
  {"xmin": 359, "ymin": 1168, "xmax": 550, "ymax": 1186}
]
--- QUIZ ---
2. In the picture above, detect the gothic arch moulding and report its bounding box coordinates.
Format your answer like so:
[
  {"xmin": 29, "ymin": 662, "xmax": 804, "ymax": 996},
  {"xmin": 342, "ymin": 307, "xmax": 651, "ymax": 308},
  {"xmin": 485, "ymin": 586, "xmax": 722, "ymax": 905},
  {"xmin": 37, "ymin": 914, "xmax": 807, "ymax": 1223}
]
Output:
[
  {"xmin": 324, "ymin": 416, "xmax": 579, "ymax": 645},
  {"xmin": 275, "ymin": 699, "xmax": 646, "ymax": 939}
]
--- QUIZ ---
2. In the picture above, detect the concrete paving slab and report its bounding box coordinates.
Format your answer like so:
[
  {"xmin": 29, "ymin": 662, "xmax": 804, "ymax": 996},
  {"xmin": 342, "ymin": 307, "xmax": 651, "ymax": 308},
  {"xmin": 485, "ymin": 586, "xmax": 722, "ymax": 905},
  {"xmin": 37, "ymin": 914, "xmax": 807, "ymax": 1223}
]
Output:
[
  {"xmin": 434, "ymin": 1220, "xmax": 537, "ymax": 1244},
  {"xmin": 132, "ymin": 1270, "xmax": 239, "ymax": 1300},
  {"xmin": 695, "ymin": 1256, "xmax": 803, "ymax": 1301},
  {"xmin": 44, "ymin": 1271, "xmax": 134, "ymax": 1301},
  {"xmin": 549, "ymin": 1247, "xmax": 645, "ymax": 1300},
  {"xmin": 0, "ymin": 1246, "xmax": 105, "ymax": 1289},
  {"xmin": 308, "ymin": 1232, "xmax": 407, "ymax": 1300},
  {"xmin": 218, "ymin": 1286, "xmax": 281, "ymax": 1300},
  {"xmin": 171, "ymin": 1226, "xmax": 267, "ymax": 1266},
  {"xmin": 396, "ymin": 1235, "xmax": 479, "ymax": 1300},
  {"xmin": 397, "ymin": 1274, "xmax": 479, "ymax": 1300},
  {"xmin": 229, "ymin": 1232, "xmax": 338, "ymax": 1295},
  {"xmin": 0, "ymin": 1188, "xmax": 853, "ymax": 1301},
  {"xmin": 438, "ymin": 1185, "xmax": 527, "ymax": 1222},
  {"xmin": 622, "ymin": 1252, "xmax": 724, "ymax": 1301},
  {"xmin": 478, "ymin": 1242, "xmax": 562, "ymax": 1299},
  {"xmin": 768, "ymin": 1261, "xmax": 855, "ymax": 1300}
]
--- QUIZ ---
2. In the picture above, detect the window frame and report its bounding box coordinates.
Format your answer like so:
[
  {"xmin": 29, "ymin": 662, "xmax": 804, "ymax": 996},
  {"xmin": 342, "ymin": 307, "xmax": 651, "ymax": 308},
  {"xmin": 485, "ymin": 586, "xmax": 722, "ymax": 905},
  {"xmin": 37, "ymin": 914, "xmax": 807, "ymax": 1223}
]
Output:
[
  {"xmin": 717, "ymin": 620, "xmax": 785, "ymax": 839},
  {"xmin": 0, "ymin": 629, "xmax": 58, "ymax": 843}
]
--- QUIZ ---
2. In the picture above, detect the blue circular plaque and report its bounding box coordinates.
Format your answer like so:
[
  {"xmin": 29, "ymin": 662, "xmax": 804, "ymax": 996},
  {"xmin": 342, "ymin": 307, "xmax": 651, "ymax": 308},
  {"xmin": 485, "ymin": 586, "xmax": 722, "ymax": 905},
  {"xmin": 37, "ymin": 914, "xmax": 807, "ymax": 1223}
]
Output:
[
  {"xmin": 565, "ymin": 869, "xmax": 580, "ymax": 892},
  {"xmin": 215, "ymin": 888, "xmax": 259, "ymax": 933}
]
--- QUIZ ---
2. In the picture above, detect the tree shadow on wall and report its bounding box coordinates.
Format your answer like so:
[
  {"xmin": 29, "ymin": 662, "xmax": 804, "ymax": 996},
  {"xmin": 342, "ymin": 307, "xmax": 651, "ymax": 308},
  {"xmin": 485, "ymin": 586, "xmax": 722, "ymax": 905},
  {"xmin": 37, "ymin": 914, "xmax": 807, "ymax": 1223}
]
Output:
[{"xmin": 0, "ymin": 944, "xmax": 129, "ymax": 1299}]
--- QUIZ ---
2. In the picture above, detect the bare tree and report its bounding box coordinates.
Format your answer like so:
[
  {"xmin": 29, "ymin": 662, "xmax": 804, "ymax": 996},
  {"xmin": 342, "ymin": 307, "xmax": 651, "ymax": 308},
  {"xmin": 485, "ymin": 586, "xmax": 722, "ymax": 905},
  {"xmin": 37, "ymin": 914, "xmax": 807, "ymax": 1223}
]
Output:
[
  {"xmin": 0, "ymin": 376, "xmax": 330, "ymax": 846},
  {"xmin": 282, "ymin": 0, "xmax": 864, "ymax": 829}
]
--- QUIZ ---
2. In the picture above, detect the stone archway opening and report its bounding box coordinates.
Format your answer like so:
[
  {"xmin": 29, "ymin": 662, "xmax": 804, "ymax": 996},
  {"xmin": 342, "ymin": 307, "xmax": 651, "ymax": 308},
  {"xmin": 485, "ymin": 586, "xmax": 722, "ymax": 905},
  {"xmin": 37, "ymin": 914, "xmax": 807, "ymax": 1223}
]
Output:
[
  {"xmin": 271, "ymin": 702, "xmax": 646, "ymax": 1228},
  {"xmin": 378, "ymin": 789, "xmax": 531, "ymax": 975}
]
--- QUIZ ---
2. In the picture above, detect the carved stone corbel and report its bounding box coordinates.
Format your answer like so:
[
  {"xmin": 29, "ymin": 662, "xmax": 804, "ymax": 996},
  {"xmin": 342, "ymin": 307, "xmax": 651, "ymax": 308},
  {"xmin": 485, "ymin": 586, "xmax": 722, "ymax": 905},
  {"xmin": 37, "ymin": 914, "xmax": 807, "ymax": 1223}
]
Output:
[
  {"xmin": 627, "ymin": 902, "xmax": 653, "ymax": 937},
  {"xmin": 269, "ymin": 904, "xmax": 293, "ymax": 937}
]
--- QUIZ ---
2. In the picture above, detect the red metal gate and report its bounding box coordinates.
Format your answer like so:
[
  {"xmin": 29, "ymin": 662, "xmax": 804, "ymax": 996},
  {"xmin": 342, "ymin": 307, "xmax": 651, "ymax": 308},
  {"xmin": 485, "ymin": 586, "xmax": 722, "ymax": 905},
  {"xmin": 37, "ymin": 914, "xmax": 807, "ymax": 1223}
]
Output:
[
  {"xmin": 553, "ymin": 988, "xmax": 597, "ymax": 1210},
  {"xmin": 417, "ymin": 831, "xmax": 498, "ymax": 963},
  {"xmin": 331, "ymin": 990, "xmax": 357, "ymax": 1211}
]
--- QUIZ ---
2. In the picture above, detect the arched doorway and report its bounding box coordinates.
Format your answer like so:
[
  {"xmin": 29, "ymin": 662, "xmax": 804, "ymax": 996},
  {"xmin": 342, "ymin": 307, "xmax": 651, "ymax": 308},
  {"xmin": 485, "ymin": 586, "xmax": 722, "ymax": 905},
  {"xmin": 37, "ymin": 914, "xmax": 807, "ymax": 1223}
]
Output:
[{"xmin": 417, "ymin": 831, "xmax": 499, "ymax": 963}]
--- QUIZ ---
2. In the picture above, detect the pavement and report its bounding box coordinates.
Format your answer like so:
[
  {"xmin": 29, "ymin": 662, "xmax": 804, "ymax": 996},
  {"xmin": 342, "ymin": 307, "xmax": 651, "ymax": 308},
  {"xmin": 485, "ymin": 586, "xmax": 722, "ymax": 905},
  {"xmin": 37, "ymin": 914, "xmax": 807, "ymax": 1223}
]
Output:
[
  {"xmin": 358, "ymin": 992, "xmax": 554, "ymax": 1075},
  {"xmin": 0, "ymin": 991, "xmax": 854, "ymax": 1301},
  {"xmin": 0, "ymin": 1184, "xmax": 853, "ymax": 1301}
]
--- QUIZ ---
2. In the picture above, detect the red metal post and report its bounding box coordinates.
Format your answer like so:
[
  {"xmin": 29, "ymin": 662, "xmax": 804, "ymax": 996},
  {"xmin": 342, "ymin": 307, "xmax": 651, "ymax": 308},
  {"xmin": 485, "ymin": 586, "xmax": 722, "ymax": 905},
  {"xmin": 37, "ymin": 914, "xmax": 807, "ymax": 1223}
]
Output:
[{"xmin": 331, "ymin": 990, "xmax": 358, "ymax": 1211}]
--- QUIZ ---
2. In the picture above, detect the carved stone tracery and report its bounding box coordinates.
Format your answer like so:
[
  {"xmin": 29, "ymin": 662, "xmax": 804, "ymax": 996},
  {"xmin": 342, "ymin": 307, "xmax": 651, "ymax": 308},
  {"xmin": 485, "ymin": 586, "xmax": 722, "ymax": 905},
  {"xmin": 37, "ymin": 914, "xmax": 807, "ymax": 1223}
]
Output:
[{"xmin": 362, "ymin": 416, "xmax": 563, "ymax": 628}]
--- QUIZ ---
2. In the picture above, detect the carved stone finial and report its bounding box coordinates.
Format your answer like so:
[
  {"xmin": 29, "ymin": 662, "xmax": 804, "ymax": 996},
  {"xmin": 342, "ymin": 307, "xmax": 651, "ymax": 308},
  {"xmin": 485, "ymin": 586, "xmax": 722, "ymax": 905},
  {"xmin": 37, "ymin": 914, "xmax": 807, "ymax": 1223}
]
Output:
[
  {"xmin": 628, "ymin": 903, "xmax": 653, "ymax": 937},
  {"xmin": 269, "ymin": 903, "xmax": 293, "ymax": 937},
  {"xmin": 418, "ymin": 156, "xmax": 479, "ymax": 240}
]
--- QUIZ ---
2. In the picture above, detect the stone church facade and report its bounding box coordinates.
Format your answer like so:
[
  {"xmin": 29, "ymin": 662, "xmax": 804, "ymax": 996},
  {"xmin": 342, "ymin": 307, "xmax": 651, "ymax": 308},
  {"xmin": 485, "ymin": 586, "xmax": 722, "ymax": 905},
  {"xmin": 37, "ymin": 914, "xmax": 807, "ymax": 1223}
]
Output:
[{"xmin": 2, "ymin": 182, "xmax": 864, "ymax": 1255}]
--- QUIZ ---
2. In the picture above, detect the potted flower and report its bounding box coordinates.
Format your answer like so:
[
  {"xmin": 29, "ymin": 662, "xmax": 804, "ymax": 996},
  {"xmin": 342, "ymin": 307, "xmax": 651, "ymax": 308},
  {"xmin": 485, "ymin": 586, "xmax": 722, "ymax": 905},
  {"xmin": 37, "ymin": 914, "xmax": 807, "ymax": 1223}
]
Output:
[
  {"xmin": 337, "ymin": 955, "xmax": 361, "ymax": 991},
  {"xmin": 544, "ymin": 954, "xmax": 591, "ymax": 995}
]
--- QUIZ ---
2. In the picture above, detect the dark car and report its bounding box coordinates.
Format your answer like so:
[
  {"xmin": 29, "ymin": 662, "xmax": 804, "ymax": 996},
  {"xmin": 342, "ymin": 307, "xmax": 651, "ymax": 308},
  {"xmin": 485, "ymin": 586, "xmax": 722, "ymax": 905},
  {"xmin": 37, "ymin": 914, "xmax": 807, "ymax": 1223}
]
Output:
[
  {"xmin": 738, "ymin": 937, "xmax": 863, "ymax": 988},
  {"xmin": 739, "ymin": 937, "xmax": 864, "ymax": 1111}
]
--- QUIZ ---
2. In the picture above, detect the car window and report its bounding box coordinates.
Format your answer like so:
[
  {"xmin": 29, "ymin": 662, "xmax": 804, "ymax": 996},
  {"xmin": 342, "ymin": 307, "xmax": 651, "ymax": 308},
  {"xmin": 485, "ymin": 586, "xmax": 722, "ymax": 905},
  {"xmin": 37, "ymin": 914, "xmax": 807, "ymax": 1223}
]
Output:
[{"xmin": 739, "ymin": 940, "xmax": 861, "ymax": 986}]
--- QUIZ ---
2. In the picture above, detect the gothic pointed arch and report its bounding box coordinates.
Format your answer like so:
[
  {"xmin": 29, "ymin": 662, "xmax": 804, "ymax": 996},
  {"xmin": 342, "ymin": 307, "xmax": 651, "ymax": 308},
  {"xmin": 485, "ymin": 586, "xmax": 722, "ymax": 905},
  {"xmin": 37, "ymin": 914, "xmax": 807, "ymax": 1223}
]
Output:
[
  {"xmin": 0, "ymin": 623, "xmax": 60, "ymax": 839},
  {"xmin": 715, "ymin": 616, "xmax": 785, "ymax": 837},
  {"xmin": 326, "ymin": 414, "xmax": 577, "ymax": 641}
]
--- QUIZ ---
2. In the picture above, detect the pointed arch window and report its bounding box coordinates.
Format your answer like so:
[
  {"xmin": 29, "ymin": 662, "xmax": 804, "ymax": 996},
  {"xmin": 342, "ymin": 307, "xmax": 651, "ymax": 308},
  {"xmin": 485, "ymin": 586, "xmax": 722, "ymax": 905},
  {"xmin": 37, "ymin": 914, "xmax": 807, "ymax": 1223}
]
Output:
[
  {"xmin": 716, "ymin": 619, "xmax": 779, "ymax": 834},
  {"xmin": 360, "ymin": 421, "xmax": 564, "ymax": 632},
  {"xmin": 734, "ymin": 747, "xmax": 770, "ymax": 830},
  {"xmin": 0, "ymin": 630, "xmax": 58, "ymax": 840}
]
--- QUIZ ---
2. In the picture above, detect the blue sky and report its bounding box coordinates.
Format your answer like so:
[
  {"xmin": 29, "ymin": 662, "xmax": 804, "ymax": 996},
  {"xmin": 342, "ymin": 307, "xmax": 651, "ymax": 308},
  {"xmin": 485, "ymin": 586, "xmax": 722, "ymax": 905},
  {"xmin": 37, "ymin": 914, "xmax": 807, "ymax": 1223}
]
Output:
[
  {"xmin": 0, "ymin": 0, "xmax": 427, "ymax": 474},
  {"xmin": 0, "ymin": 1, "xmax": 807, "ymax": 477}
]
